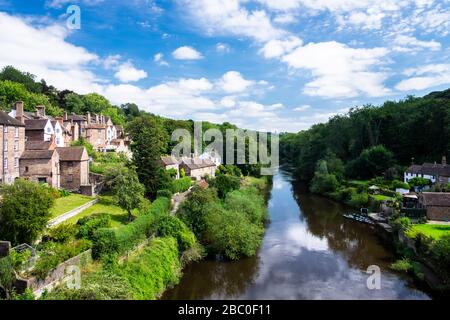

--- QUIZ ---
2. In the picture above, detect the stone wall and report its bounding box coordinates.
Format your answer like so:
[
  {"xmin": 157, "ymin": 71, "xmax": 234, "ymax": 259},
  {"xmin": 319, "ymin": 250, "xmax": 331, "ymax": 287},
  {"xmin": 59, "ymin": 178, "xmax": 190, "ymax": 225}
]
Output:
[
  {"xmin": 59, "ymin": 160, "xmax": 88, "ymax": 191},
  {"xmin": 427, "ymin": 206, "xmax": 450, "ymax": 221},
  {"xmin": 20, "ymin": 154, "xmax": 60, "ymax": 188},
  {"xmin": 0, "ymin": 126, "xmax": 25, "ymax": 184}
]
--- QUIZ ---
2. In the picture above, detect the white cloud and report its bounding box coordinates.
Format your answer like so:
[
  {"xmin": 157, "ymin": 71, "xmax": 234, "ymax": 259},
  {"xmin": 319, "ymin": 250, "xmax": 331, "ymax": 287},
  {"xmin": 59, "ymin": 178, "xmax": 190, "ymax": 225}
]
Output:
[
  {"xmin": 216, "ymin": 43, "xmax": 230, "ymax": 53},
  {"xmin": 396, "ymin": 64, "xmax": 450, "ymax": 91},
  {"xmin": 282, "ymin": 41, "xmax": 391, "ymax": 98},
  {"xmin": 392, "ymin": 35, "xmax": 441, "ymax": 52},
  {"xmin": 0, "ymin": 12, "xmax": 100, "ymax": 94},
  {"xmin": 46, "ymin": 0, "xmax": 104, "ymax": 9},
  {"xmin": 102, "ymin": 54, "xmax": 121, "ymax": 69},
  {"xmin": 154, "ymin": 52, "xmax": 169, "ymax": 66},
  {"xmin": 260, "ymin": 36, "xmax": 303, "ymax": 58},
  {"xmin": 178, "ymin": 0, "xmax": 286, "ymax": 42},
  {"xmin": 218, "ymin": 71, "xmax": 254, "ymax": 94},
  {"xmin": 114, "ymin": 62, "xmax": 147, "ymax": 83},
  {"xmin": 294, "ymin": 105, "xmax": 311, "ymax": 112},
  {"xmin": 172, "ymin": 46, "xmax": 203, "ymax": 60}
]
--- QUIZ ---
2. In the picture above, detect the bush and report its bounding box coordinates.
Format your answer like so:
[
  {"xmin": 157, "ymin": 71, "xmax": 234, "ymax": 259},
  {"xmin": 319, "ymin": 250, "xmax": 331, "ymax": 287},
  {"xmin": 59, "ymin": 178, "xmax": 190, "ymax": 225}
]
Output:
[
  {"xmin": 409, "ymin": 177, "xmax": 430, "ymax": 188},
  {"xmin": 32, "ymin": 239, "xmax": 91, "ymax": 279},
  {"xmin": 119, "ymin": 237, "xmax": 181, "ymax": 300},
  {"xmin": 348, "ymin": 192, "xmax": 369, "ymax": 208},
  {"xmin": 48, "ymin": 223, "xmax": 78, "ymax": 243},
  {"xmin": 392, "ymin": 217, "xmax": 412, "ymax": 232},
  {"xmin": 155, "ymin": 215, "xmax": 196, "ymax": 251},
  {"xmin": 171, "ymin": 177, "xmax": 192, "ymax": 194},
  {"xmin": 58, "ymin": 189, "xmax": 71, "ymax": 197},
  {"xmin": 310, "ymin": 172, "xmax": 339, "ymax": 194},
  {"xmin": 210, "ymin": 174, "xmax": 241, "ymax": 198},
  {"xmin": 224, "ymin": 187, "xmax": 267, "ymax": 225},
  {"xmin": 180, "ymin": 242, "xmax": 206, "ymax": 267},
  {"xmin": 77, "ymin": 214, "xmax": 111, "ymax": 240},
  {"xmin": 156, "ymin": 189, "xmax": 173, "ymax": 199},
  {"xmin": 92, "ymin": 229, "xmax": 118, "ymax": 260},
  {"xmin": 392, "ymin": 180, "xmax": 410, "ymax": 190},
  {"xmin": 390, "ymin": 258, "xmax": 412, "ymax": 272}
]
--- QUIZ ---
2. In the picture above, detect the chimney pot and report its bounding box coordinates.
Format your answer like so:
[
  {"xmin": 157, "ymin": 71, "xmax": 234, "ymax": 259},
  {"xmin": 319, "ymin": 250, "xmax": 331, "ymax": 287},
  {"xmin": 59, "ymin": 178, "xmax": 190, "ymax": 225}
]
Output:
[{"xmin": 35, "ymin": 105, "xmax": 46, "ymax": 118}]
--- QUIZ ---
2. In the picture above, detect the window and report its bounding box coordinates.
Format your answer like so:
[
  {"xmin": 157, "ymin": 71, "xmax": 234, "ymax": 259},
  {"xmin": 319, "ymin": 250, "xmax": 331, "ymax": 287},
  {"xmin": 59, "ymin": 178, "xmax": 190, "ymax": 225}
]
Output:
[
  {"xmin": 3, "ymin": 126, "xmax": 7, "ymax": 133},
  {"xmin": 56, "ymin": 128, "xmax": 60, "ymax": 133},
  {"xmin": 14, "ymin": 157, "xmax": 18, "ymax": 168},
  {"xmin": 4, "ymin": 141, "xmax": 7, "ymax": 152},
  {"xmin": 3, "ymin": 158, "xmax": 7, "ymax": 169},
  {"xmin": 47, "ymin": 127, "xmax": 51, "ymax": 133},
  {"xmin": 38, "ymin": 177, "xmax": 47, "ymax": 184},
  {"xmin": 14, "ymin": 127, "xmax": 19, "ymax": 138},
  {"xmin": 98, "ymin": 129, "xmax": 102, "ymax": 135},
  {"xmin": 14, "ymin": 140, "xmax": 19, "ymax": 152},
  {"xmin": 56, "ymin": 137, "xmax": 60, "ymax": 145},
  {"xmin": 25, "ymin": 166, "xmax": 29, "ymax": 173}
]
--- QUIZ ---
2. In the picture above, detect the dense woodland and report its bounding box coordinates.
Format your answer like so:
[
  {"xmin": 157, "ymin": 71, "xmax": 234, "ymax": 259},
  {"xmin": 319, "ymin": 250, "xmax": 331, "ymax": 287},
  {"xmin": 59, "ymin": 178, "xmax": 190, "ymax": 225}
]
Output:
[{"xmin": 280, "ymin": 91, "xmax": 450, "ymax": 182}]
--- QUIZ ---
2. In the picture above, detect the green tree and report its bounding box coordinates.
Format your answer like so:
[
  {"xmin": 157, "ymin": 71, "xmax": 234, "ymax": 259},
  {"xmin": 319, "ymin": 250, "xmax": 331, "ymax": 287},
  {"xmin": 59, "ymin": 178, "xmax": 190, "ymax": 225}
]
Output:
[
  {"xmin": 0, "ymin": 66, "xmax": 42, "ymax": 93},
  {"xmin": 0, "ymin": 180, "xmax": 54, "ymax": 245},
  {"xmin": 105, "ymin": 166, "xmax": 145, "ymax": 221},
  {"xmin": 126, "ymin": 116, "xmax": 169, "ymax": 198},
  {"xmin": 310, "ymin": 172, "xmax": 340, "ymax": 194},
  {"xmin": 210, "ymin": 174, "xmax": 241, "ymax": 198},
  {"xmin": 81, "ymin": 93, "xmax": 112, "ymax": 114}
]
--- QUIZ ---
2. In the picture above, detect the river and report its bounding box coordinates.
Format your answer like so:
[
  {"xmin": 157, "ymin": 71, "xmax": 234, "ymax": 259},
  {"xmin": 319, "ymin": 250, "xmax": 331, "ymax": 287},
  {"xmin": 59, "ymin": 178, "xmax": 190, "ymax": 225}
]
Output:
[{"xmin": 162, "ymin": 169, "xmax": 431, "ymax": 300}]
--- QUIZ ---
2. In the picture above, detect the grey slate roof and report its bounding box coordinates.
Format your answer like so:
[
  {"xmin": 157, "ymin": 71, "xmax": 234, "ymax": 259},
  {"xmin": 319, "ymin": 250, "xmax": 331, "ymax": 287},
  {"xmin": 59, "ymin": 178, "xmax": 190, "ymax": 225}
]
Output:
[
  {"xmin": 407, "ymin": 163, "xmax": 450, "ymax": 177},
  {"xmin": 0, "ymin": 111, "xmax": 25, "ymax": 127}
]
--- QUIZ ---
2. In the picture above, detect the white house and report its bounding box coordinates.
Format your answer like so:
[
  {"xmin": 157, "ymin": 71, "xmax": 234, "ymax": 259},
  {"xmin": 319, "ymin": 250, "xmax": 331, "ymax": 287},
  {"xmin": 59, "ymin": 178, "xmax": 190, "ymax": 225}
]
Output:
[
  {"xmin": 404, "ymin": 157, "xmax": 450, "ymax": 185},
  {"xmin": 51, "ymin": 121, "xmax": 65, "ymax": 147}
]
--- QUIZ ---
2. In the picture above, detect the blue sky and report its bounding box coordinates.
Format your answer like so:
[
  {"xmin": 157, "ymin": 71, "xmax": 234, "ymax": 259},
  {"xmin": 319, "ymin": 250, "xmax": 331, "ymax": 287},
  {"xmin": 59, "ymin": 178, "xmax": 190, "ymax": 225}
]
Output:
[{"xmin": 1, "ymin": 0, "xmax": 450, "ymax": 132}]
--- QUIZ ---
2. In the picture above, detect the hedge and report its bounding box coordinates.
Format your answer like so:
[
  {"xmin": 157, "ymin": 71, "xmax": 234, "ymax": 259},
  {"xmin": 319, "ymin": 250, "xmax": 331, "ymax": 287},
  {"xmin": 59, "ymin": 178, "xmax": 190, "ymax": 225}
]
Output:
[
  {"xmin": 171, "ymin": 177, "xmax": 192, "ymax": 194},
  {"xmin": 92, "ymin": 197, "xmax": 171, "ymax": 259},
  {"xmin": 155, "ymin": 215, "xmax": 196, "ymax": 251}
]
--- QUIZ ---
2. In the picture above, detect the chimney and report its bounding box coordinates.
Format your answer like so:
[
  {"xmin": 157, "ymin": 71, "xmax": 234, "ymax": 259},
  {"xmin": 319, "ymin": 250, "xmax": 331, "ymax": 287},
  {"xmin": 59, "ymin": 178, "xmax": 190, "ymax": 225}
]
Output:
[
  {"xmin": 87, "ymin": 112, "xmax": 91, "ymax": 124},
  {"xmin": 95, "ymin": 114, "xmax": 99, "ymax": 123},
  {"xmin": 36, "ymin": 105, "xmax": 46, "ymax": 118},
  {"xmin": 443, "ymin": 156, "xmax": 447, "ymax": 166},
  {"xmin": 64, "ymin": 112, "xmax": 68, "ymax": 121},
  {"xmin": 55, "ymin": 117, "xmax": 64, "ymax": 125},
  {"xmin": 15, "ymin": 101, "xmax": 25, "ymax": 124}
]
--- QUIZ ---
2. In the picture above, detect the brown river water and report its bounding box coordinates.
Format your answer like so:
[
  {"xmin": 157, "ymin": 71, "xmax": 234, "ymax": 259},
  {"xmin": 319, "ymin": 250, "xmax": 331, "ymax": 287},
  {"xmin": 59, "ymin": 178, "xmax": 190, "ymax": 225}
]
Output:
[{"xmin": 161, "ymin": 169, "xmax": 431, "ymax": 300}]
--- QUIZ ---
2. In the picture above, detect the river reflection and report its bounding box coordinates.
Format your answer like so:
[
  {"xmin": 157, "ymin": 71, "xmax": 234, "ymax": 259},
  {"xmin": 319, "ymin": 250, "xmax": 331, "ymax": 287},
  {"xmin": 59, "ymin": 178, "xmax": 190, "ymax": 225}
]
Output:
[{"xmin": 161, "ymin": 170, "xmax": 430, "ymax": 300}]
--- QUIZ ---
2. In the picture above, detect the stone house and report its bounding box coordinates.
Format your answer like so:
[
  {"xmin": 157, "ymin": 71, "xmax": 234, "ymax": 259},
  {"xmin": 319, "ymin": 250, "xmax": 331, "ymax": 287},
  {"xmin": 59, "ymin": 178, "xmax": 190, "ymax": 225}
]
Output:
[
  {"xmin": 404, "ymin": 157, "xmax": 450, "ymax": 185},
  {"xmin": 180, "ymin": 158, "xmax": 216, "ymax": 181},
  {"xmin": 418, "ymin": 192, "xmax": 450, "ymax": 221},
  {"xmin": 20, "ymin": 149, "xmax": 60, "ymax": 188},
  {"xmin": 56, "ymin": 147, "xmax": 90, "ymax": 191},
  {"xmin": 0, "ymin": 110, "xmax": 26, "ymax": 184},
  {"xmin": 24, "ymin": 119, "xmax": 55, "ymax": 143},
  {"xmin": 161, "ymin": 156, "xmax": 180, "ymax": 179}
]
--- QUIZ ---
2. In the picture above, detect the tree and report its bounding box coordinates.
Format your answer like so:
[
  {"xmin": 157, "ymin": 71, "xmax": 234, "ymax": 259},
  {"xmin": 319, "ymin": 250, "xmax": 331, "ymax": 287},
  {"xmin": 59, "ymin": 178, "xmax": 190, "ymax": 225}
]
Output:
[
  {"xmin": 210, "ymin": 174, "xmax": 241, "ymax": 198},
  {"xmin": 104, "ymin": 166, "xmax": 145, "ymax": 221},
  {"xmin": 346, "ymin": 145, "xmax": 394, "ymax": 179},
  {"xmin": 81, "ymin": 93, "xmax": 112, "ymax": 114},
  {"xmin": 310, "ymin": 172, "xmax": 340, "ymax": 194},
  {"xmin": 0, "ymin": 180, "xmax": 54, "ymax": 245},
  {"xmin": 0, "ymin": 66, "xmax": 42, "ymax": 93},
  {"xmin": 126, "ymin": 116, "xmax": 169, "ymax": 198}
]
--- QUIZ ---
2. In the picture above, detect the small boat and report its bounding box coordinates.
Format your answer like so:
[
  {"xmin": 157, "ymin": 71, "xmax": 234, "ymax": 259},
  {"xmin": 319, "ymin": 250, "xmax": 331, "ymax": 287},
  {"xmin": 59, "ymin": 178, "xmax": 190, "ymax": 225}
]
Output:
[{"xmin": 343, "ymin": 213, "xmax": 375, "ymax": 225}]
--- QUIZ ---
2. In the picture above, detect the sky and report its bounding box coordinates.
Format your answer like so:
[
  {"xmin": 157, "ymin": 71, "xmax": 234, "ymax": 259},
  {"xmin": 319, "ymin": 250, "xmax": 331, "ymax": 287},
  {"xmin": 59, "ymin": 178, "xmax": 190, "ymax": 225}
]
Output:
[{"xmin": 0, "ymin": 0, "xmax": 450, "ymax": 132}]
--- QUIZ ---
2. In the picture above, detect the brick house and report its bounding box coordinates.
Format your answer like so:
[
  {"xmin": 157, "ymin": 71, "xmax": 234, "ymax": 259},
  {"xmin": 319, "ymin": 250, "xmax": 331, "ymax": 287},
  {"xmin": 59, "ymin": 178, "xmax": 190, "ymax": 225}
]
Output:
[
  {"xmin": 180, "ymin": 158, "xmax": 216, "ymax": 181},
  {"xmin": 161, "ymin": 156, "xmax": 180, "ymax": 179},
  {"xmin": 0, "ymin": 110, "xmax": 26, "ymax": 184},
  {"xmin": 20, "ymin": 149, "xmax": 60, "ymax": 188},
  {"xmin": 56, "ymin": 147, "xmax": 90, "ymax": 191},
  {"xmin": 418, "ymin": 192, "xmax": 450, "ymax": 221}
]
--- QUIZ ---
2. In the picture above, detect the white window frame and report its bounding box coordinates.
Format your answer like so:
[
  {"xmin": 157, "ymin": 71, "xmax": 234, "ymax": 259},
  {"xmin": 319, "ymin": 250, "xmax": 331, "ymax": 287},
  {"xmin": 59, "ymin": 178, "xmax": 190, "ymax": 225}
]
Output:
[
  {"xmin": 14, "ymin": 157, "xmax": 19, "ymax": 168},
  {"xmin": 3, "ymin": 158, "xmax": 8, "ymax": 170},
  {"xmin": 14, "ymin": 127, "xmax": 19, "ymax": 138}
]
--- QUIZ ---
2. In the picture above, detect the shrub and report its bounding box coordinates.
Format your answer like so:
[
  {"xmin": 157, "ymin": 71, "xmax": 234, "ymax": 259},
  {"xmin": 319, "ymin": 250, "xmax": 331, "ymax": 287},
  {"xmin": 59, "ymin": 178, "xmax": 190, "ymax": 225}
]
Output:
[
  {"xmin": 392, "ymin": 217, "xmax": 412, "ymax": 232},
  {"xmin": 92, "ymin": 229, "xmax": 118, "ymax": 260},
  {"xmin": 224, "ymin": 187, "xmax": 267, "ymax": 225},
  {"xmin": 180, "ymin": 242, "xmax": 206, "ymax": 267},
  {"xmin": 119, "ymin": 237, "xmax": 181, "ymax": 300},
  {"xmin": 32, "ymin": 239, "xmax": 91, "ymax": 279},
  {"xmin": 48, "ymin": 223, "xmax": 78, "ymax": 243},
  {"xmin": 409, "ymin": 177, "xmax": 430, "ymax": 187},
  {"xmin": 392, "ymin": 180, "xmax": 410, "ymax": 190},
  {"xmin": 77, "ymin": 214, "xmax": 111, "ymax": 240},
  {"xmin": 348, "ymin": 192, "xmax": 369, "ymax": 208},
  {"xmin": 310, "ymin": 172, "xmax": 340, "ymax": 194},
  {"xmin": 155, "ymin": 215, "xmax": 196, "ymax": 251},
  {"xmin": 210, "ymin": 174, "xmax": 241, "ymax": 198},
  {"xmin": 171, "ymin": 177, "xmax": 192, "ymax": 194},
  {"xmin": 156, "ymin": 189, "xmax": 173, "ymax": 199},
  {"xmin": 390, "ymin": 258, "xmax": 412, "ymax": 272},
  {"xmin": 58, "ymin": 189, "xmax": 71, "ymax": 197}
]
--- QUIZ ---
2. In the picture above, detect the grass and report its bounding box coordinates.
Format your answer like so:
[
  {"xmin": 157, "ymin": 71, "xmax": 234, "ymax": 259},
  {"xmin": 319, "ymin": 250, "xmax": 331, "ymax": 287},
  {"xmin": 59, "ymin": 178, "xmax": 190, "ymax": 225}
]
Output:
[
  {"xmin": 65, "ymin": 196, "xmax": 140, "ymax": 228},
  {"xmin": 370, "ymin": 194, "xmax": 395, "ymax": 202},
  {"xmin": 50, "ymin": 194, "xmax": 95, "ymax": 218},
  {"xmin": 407, "ymin": 223, "xmax": 450, "ymax": 240}
]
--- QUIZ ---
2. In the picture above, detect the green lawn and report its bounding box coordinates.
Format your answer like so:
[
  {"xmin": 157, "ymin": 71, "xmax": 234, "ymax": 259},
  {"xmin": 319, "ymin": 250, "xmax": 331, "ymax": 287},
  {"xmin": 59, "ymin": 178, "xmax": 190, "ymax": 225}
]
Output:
[
  {"xmin": 407, "ymin": 224, "xmax": 450, "ymax": 240},
  {"xmin": 50, "ymin": 194, "xmax": 95, "ymax": 218},
  {"xmin": 65, "ymin": 196, "xmax": 140, "ymax": 228},
  {"xmin": 370, "ymin": 194, "xmax": 395, "ymax": 202}
]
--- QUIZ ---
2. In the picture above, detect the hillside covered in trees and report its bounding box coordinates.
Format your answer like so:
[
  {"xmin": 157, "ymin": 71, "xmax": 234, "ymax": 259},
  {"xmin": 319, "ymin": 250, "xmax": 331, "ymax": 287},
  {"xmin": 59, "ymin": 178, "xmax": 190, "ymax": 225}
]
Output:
[{"xmin": 280, "ymin": 91, "xmax": 450, "ymax": 182}]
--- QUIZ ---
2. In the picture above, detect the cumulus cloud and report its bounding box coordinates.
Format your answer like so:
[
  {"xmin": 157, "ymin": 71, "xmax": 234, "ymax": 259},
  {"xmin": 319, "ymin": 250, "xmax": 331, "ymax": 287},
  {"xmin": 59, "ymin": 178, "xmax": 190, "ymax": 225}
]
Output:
[
  {"xmin": 172, "ymin": 46, "xmax": 203, "ymax": 60},
  {"xmin": 154, "ymin": 52, "xmax": 169, "ymax": 66},
  {"xmin": 114, "ymin": 62, "xmax": 147, "ymax": 83},
  {"xmin": 260, "ymin": 36, "xmax": 303, "ymax": 59},
  {"xmin": 218, "ymin": 71, "xmax": 254, "ymax": 94},
  {"xmin": 396, "ymin": 64, "xmax": 450, "ymax": 91},
  {"xmin": 392, "ymin": 35, "xmax": 441, "ymax": 52},
  {"xmin": 282, "ymin": 41, "xmax": 391, "ymax": 98}
]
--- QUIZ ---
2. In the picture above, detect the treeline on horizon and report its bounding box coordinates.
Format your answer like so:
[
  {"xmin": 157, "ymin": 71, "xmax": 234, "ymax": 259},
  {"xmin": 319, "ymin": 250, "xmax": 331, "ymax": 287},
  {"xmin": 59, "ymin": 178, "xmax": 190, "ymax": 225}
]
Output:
[{"xmin": 280, "ymin": 89, "xmax": 450, "ymax": 181}]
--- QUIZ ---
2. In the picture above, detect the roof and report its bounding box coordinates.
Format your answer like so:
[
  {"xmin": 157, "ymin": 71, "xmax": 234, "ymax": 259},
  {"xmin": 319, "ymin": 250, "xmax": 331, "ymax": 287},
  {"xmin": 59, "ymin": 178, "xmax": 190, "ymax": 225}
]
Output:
[
  {"xmin": 407, "ymin": 163, "xmax": 450, "ymax": 177},
  {"xmin": 181, "ymin": 158, "xmax": 216, "ymax": 170},
  {"xmin": 21, "ymin": 150, "xmax": 56, "ymax": 160},
  {"xmin": 0, "ymin": 111, "xmax": 25, "ymax": 127},
  {"xmin": 26, "ymin": 141, "xmax": 54, "ymax": 151},
  {"xmin": 85, "ymin": 124, "xmax": 107, "ymax": 129},
  {"xmin": 67, "ymin": 114, "xmax": 86, "ymax": 121},
  {"xmin": 56, "ymin": 147, "xmax": 88, "ymax": 161},
  {"xmin": 161, "ymin": 156, "xmax": 179, "ymax": 166},
  {"xmin": 25, "ymin": 119, "xmax": 49, "ymax": 130},
  {"xmin": 420, "ymin": 192, "xmax": 450, "ymax": 207}
]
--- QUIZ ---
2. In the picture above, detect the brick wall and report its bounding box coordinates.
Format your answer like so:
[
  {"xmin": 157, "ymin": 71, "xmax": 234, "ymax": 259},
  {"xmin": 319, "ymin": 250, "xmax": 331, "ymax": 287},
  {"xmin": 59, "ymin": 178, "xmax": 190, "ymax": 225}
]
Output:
[
  {"xmin": 1, "ymin": 126, "xmax": 25, "ymax": 184},
  {"xmin": 427, "ymin": 206, "xmax": 450, "ymax": 221}
]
